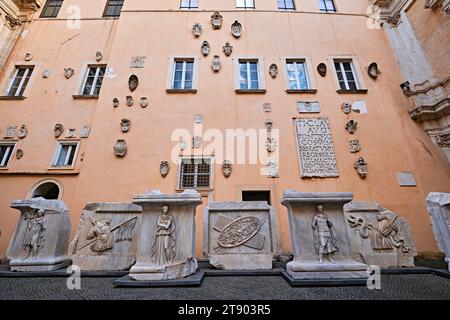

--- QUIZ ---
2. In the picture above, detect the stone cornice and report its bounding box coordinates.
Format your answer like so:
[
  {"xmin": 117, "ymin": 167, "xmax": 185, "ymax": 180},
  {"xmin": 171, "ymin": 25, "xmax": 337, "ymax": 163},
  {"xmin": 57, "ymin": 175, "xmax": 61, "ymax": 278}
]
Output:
[
  {"xmin": 371, "ymin": 0, "xmax": 415, "ymax": 24},
  {"xmin": 409, "ymin": 97, "xmax": 450, "ymax": 122}
]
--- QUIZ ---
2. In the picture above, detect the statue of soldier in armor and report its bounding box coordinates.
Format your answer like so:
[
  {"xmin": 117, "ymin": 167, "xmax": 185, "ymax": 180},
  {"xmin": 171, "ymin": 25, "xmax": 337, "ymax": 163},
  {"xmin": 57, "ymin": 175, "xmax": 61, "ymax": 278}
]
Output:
[{"xmin": 312, "ymin": 205, "xmax": 339, "ymax": 264}]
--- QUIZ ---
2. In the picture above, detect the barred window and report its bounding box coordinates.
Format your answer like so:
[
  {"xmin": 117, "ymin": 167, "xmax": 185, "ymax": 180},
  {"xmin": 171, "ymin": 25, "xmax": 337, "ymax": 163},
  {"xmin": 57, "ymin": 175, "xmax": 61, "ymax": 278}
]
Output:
[
  {"xmin": 40, "ymin": 0, "xmax": 64, "ymax": 18},
  {"xmin": 180, "ymin": 158, "xmax": 211, "ymax": 189},
  {"xmin": 103, "ymin": 0, "xmax": 124, "ymax": 17}
]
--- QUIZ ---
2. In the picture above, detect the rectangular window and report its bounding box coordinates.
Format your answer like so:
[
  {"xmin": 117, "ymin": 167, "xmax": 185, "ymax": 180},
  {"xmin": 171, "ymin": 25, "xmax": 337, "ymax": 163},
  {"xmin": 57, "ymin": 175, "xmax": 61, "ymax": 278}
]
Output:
[
  {"xmin": 40, "ymin": 0, "xmax": 64, "ymax": 18},
  {"xmin": 82, "ymin": 65, "xmax": 106, "ymax": 96},
  {"xmin": 180, "ymin": 0, "xmax": 198, "ymax": 9},
  {"xmin": 0, "ymin": 143, "xmax": 14, "ymax": 167},
  {"xmin": 103, "ymin": 0, "xmax": 124, "ymax": 17},
  {"xmin": 180, "ymin": 158, "xmax": 211, "ymax": 189},
  {"xmin": 172, "ymin": 59, "xmax": 194, "ymax": 90},
  {"xmin": 239, "ymin": 60, "xmax": 260, "ymax": 90},
  {"xmin": 52, "ymin": 142, "xmax": 78, "ymax": 167},
  {"xmin": 318, "ymin": 0, "xmax": 336, "ymax": 12},
  {"xmin": 7, "ymin": 66, "xmax": 34, "ymax": 97},
  {"xmin": 278, "ymin": 0, "xmax": 295, "ymax": 10},
  {"xmin": 334, "ymin": 60, "xmax": 359, "ymax": 91},
  {"xmin": 236, "ymin": 0, "xmax": 255, "ymax": 9},
  {"xmin": 286, "ymin": 60, "xmax": 309, "ymax": 90}
]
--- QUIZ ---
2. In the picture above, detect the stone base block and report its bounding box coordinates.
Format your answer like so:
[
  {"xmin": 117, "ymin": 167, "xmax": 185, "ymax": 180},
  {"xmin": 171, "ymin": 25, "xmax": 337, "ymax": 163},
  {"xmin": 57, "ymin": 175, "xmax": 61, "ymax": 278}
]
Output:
[
  {"xmin": 129, "ymin": 258, "xmax": 198, "ymax": 281},
  {"xmin": 71, "ymin": 255, "xmax": 135, "ymax": 272},
  {"xmin": 114, "ymin": 270, "xmax": 205, "ymax": 288},
  {"xmin": 209, "ymin": 254, "xmax": 273, "ymax": 270},
  {"xmin": 286, "ymin": 259, "xmax": 368, "ymax": 280},
  {"xmin": 9, "ymin": 257, "xmax": 72, "ymax": 272},
  {"xmin": 281, "ymin": 271, "xmax": 367, "ymax": 287}
]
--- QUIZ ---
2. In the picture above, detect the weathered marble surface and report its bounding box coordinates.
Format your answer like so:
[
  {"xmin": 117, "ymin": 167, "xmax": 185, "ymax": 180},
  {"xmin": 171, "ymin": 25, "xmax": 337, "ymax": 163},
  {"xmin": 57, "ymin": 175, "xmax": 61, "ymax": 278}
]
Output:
[
  {"xmin": 281, "ymin": 191, "xmax": 368, "ymax": 280},
  {"xmin": 344, "ymin": 201, "xmax": 417, "ymax": 268},
  {"xmin": 6, "ymin": 198, "xmax": 71, "ymax": 272},
  {"xmin": 69, "ymin": 203, "xmax": 142, "ymax": 271},
  {"xmin": 129, "ymin": 190, "xmax": 202, "ymax": 281},
  {"xmin": 426, "ymin": 193, "xmax": 450, "ymax": 272},
  {"xmin": 203, "ymin": 201, "xmax": 279, "ymax": 270}
]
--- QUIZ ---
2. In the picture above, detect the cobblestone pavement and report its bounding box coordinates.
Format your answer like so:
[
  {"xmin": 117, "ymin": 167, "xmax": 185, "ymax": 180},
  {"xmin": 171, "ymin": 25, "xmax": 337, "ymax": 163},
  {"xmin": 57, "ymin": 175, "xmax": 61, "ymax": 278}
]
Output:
[{"xmin": 0, "ymin": 274, "xmax": 449, "ymax": 300}]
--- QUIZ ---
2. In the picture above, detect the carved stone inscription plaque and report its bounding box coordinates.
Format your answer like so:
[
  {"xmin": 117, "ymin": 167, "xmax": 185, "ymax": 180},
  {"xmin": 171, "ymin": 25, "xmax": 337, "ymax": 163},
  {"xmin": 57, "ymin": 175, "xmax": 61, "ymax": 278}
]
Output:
[{"xmin": 295, "ymin": 118, "xmax": 339, "ymax": 178}]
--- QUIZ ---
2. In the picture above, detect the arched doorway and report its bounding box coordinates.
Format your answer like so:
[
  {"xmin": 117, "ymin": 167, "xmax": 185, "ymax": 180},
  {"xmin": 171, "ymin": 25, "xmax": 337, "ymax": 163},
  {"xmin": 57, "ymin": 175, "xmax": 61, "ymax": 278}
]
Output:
[{"xmin": 28, "ymin": 179, "xmax": 63, "ymax": 200}]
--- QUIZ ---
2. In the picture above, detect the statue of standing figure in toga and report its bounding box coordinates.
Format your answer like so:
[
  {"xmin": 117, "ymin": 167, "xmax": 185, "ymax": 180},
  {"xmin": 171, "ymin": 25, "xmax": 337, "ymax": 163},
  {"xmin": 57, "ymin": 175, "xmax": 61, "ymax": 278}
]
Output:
[{"xmin": 312, "ymin": 205, "xmax": 339, "ymax": 264}]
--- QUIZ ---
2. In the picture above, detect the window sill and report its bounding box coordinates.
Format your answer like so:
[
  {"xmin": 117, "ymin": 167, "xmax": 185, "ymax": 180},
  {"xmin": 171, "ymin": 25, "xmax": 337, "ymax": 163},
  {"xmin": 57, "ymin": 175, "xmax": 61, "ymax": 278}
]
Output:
[
  {"xmin": 336, "ymin": 89, "xmax": 368, "ymax": 94},
  {"xmin": 0, "ymin": 170, "xmax": 80, "ymax": 175},
  {"xmin": 0, "ymin": 96, "xmax": 26, "ymax": 100},
  {"xmin": 176, "ymin": 188, "xmax": 213, "ymax": 196},
  {"xmin": 73, "ymin": 95, "xmax": 99, "ymax": 100},
  {"xmin": 235, "ymin": 89, "xmax": 267, "ymax": 94},
  {"xmin": 166, "ymin": 89, "xmax": 198, "ymax": 94},
  {"xmin": 286, "ymin": 89, "xmax": 318, "ymax": 94},
  {"xmin": 48, "ymin": 166, "xmax": 76, "ymax": 171}
]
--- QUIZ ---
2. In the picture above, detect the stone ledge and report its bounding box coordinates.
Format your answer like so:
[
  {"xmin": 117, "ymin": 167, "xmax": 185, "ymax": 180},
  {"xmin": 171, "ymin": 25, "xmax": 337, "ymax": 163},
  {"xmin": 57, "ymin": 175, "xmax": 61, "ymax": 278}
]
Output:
[
  {"xmin": 235, "ymin": 89, "xmax": 267, "ymax": 94},
  {"xmin": 165, "ymin": 89, "xmax": 197, "ymax": 94},
  {"xmin": 336, "ymin": 89, "xmax": 368, "ymax": 94},
  {"xmin": 113, "ymin": 270, "xmax": 205, "ymax": 288},
  {"xmin": 286, "ymin": 89, "xmax": 318, "ymax": 94},
  {"xmin": 410, "ymin": 98, "xmax": 450, "ymax": 122},
  {"xmin": 0, "ymin": 96, "xmax": 26, "ymax": 100},
  {"xmin": 72, "ymin": 95, "xmax": 99, "ymax": 100}
]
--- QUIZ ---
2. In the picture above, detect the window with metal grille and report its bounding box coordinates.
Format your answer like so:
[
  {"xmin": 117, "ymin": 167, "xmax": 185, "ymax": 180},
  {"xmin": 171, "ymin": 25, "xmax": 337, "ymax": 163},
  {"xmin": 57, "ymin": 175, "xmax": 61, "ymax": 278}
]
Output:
[
  {"xmin": 82, "ymin": 65, "xmax": 107, "ymax": 96},
  {"xmin": 180, "ymin": 158, "xmax": 211, "ymax": 189},
  {"xmin": 0, "ymin": 143, "xmax": 15, "ymax": 167},
  {"xmin": 103, "ymin": 0, "xmax": 124, "ymax": 17},
  {"xmin": 286, "ymin": 60, "xmax": 309, "ymax": 90},
  {"xmin": 52, "ymin": 142, "xmax": 78, "ymax": 167},
  {"xmin": 278, "ymin": 0, "xmax": 295, "ymax": 10},
  {"xmin": 236, "ymin": 0, "xmax": 255, "ymax": 9},
  {"xmin": 318, "ymin": 0, "xmax": 336, "ymax": 12},
  {"xmin": 239, "ymin": 60, "xmax": 260, "ymax": 90},
  {"xmin": 40, "ymin": 0, "xmax": 64, "ymax": 18},
  {"xmin": 334, "ymin": 60, "xmax": 359, "ymax": 91},
  {"xmin": 7, "ymin": 66, "xmax": 34, "ymax": 97},
  {"xmin": 180, "ymin": 0, "xmax": 198, "ymax": 9}
]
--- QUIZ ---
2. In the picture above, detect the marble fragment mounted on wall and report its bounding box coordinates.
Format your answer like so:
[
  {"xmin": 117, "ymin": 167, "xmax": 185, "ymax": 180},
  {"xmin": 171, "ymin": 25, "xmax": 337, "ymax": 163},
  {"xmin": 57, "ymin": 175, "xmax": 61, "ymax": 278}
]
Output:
[
  {"xmin": 297, "ymin": 101, "xmax": 320, "ymax": 113},
  {"xmin": 192, "ymin": 23, "xmax": 202, "ymax": 37},
  {"xmin": 160, "ymin": 161, "xmax": 170, "ymax": 177},
  {"xmin": 129, "ymin": 190, "xmax": 202, "ymax": 281},
  {"xmin": 231, "ymin": 20, "xmax": 242, "ymax": 38},
  {"xmin": 80, "ymin": 126, "xmax": 91, "ymax": 138},
  {"xmin": 295, "ymin": 118, "xmax": 339, "ymax": 178},
  {"xmin": 69, "ymin": 203, "xmax": 142, "ymax": 271},
  {"xmin": 129, "ymin": 75, "xmax": 139, "ymax": 92},
  {"xmin": 114, "ymin": 139, "xmax": 127, "ymax": 157},
  {"xmin": 345, "ymin": 202, "xmax": 416, "ymax": 268},
  {"xmin": 64, "ymin": 67, "xmax": 74, "ymax": 79},
  {"xmin": 426, "ymin": 193, "xmax": 450, "ymax": 272},
  {"xmin": 211, "ymin": 55, "xmax": 221, "ymax": 72},
  {"xmin": 269, "ymin": 64, "xmax": 278, "ymax": 78},
  {"xmin": 211, "ymin": 12, "xmax": 223, "ymax": 29},
  {"xmin": 130, "ymin": 56, "xmax": 145, "ymax": 68},
  {"xmin": 3, "ymin": 125, "xmax": 17, "ymax": 139},
  {"xmin": 54, "ymin": 123, "xmax": 64, "ymax": 138},
  {"xmin": 221, "ymin": 160, "xmax": 232, "ymax": 177},
  {"xmin": 201, "ymin": 41, "xmax": 210, "ymax": 56},
  {"xmin": 6, "ymin": 198, "xmax": 72, "ymax": 271},
  {"xmin": 140, "ymin": 97, "xmax": 149, "ymax": 108},
  {"xmin": 223, "ymin": 42, "xmax": 233, "ymax": 57},
  {"xmin": 317, "ymin": 63, "xmax": 327, "ymax": 77},
  {"xmin": 203, "ymin": 202, "xmax": 279, "ymax": 270},
  {"xmin": 281, "ymin": 192, "xmax": 368, "ymax": 280}
]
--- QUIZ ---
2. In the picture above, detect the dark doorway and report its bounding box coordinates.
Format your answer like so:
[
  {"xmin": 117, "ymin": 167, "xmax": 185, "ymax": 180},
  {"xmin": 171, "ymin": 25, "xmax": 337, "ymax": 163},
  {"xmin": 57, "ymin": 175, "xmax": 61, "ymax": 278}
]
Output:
[
  {"xmin": 242, "ymin": 191, "xmax": 271, "ymax": 205},
  {"xmin": 32, "ymin": 182, "xmax": 60, "ymax": 200}
]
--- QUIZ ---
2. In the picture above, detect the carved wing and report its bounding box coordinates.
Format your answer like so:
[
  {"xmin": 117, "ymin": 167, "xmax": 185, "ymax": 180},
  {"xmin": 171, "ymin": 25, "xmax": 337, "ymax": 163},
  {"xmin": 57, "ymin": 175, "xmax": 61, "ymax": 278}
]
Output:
[{"xmin": 113, "ymin": 217, "xmax": 138, "ymax": 243}]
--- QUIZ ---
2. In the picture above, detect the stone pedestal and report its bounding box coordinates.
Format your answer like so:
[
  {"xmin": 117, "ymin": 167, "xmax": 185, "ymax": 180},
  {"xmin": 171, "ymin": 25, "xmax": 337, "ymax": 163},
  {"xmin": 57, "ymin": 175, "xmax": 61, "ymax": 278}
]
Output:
[
  {"xmin": 129, "ymin": 190, "xmax": 202, "ymax": 281},
  {"xmin": 6, "ymin": 198, "xmax": 71, "ymax": 272},
  {"xmin": 281, "ymin": 191, "xmax": 368, "ymax": 280},
  {"xmin": 203, "ymin": 201, "xmax": 279, "ymax": 270},
  {"xmin": 344, "ymin": 201, "xmax": 416, "ymax": 268},
  {"xmin": 426, "ymin": 193, "xmax": 450, "ymax": 272},
  {"xmin": 69, "ymin": 203, "xmax": 142, "ymax": 271}
]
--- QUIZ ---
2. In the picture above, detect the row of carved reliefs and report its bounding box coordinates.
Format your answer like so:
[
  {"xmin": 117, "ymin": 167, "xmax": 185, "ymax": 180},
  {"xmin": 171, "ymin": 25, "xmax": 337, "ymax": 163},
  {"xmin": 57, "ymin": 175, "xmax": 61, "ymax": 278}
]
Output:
[
  {"xmin": 2, "ymin": 124, "xmax": 28, "ymax": 139},
  {"xmin": 54, "ymin": 124, "xmax": 90, "ymax": 139},
  {"xmin": 192, "ymin": 13, "xmax": 241, "ymax": 36}
]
